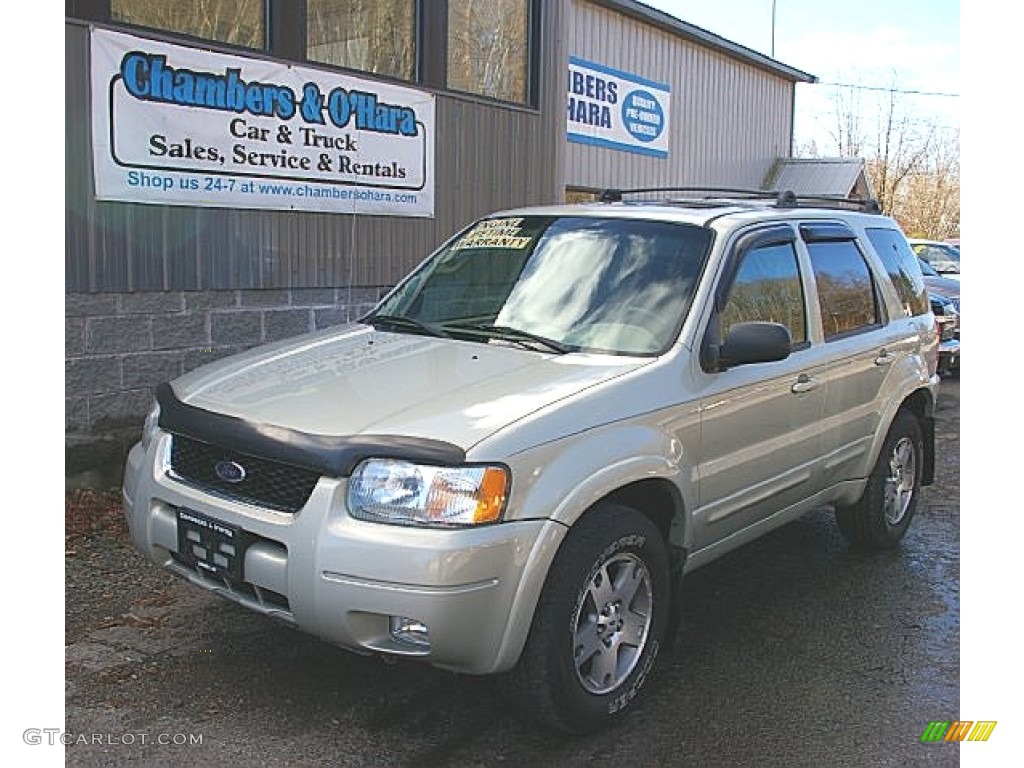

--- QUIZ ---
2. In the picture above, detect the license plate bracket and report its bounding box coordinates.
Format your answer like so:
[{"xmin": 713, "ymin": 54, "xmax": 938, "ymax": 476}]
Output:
[{"xmin": 176, "ymin": 508, "xmax": 246, "ymax": 580}]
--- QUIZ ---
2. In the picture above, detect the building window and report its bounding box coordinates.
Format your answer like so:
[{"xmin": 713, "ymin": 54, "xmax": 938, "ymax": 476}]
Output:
[
  {"xmin": 110, "ymin": 0, "xmax": 265, "ymax": 48},
  {"xmin": 307, "ymin": 0, "xmax": 417, "ymax": 81},
  {"xmin": 447, "ymin": 0, "xmax": 530, "ymax": 103}
]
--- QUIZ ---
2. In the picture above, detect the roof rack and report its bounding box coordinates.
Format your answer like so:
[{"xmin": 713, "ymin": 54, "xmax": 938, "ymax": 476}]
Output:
[{"xmin": 596, "ymin": 186, "xmax": 881, "ymax": 214}]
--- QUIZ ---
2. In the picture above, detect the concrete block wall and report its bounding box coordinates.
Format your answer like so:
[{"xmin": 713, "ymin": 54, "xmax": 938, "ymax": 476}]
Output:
[{"xmin": 65, "ymin": 287, "xmax": 389, "ymax": 487}]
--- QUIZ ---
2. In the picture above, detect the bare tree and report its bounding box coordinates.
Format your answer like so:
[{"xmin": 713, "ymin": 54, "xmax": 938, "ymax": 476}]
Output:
[
  {"xmin": 869, "ymin": 80, "xmax": 934, "ymax": 217},
  {"xmin": 828, "ymin": 83, "xmax": 866, "ymax": 157},
  {"xmin": 897, "ymin": 128, "xmax": 960, "ymax": 239},
  {"xmin": 798, "ymin": 76, "xmax": 959, "ymax": 239}
]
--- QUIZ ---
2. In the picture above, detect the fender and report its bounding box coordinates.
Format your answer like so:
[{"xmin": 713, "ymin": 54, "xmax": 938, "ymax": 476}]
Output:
[
  {"xmin": 837, "ymin": 358, "xmax": 936, "ymax": 505},
  {"xmin": 507, "ymin": 422, "xmax": 692, "ymax": 530},
  {"xmin": 484, "ymin": 421, "xmax": 694, "ymax": 673}
]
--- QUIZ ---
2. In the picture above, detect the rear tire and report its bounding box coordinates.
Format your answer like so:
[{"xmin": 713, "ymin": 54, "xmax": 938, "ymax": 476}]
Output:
[
  {"xmin": 836, "ymin": 410, "xmax": 924, "ymax": 549},
  {"xmin": 508, "ymin": 503, "xmax": 670, "ymax": 734}
]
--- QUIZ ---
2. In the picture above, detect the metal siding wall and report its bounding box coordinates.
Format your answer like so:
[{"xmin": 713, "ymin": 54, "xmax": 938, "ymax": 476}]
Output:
[
  {"xmin": 65, "ymin": 16, "xmax": 561, "ymax": 294},
  {"xmin": 566, "ymin": 0, "xmax": 794, "ymax": 192},
  {"xmin": 66, "ymin": 24, "xmax": 93, "ymax": 291}
]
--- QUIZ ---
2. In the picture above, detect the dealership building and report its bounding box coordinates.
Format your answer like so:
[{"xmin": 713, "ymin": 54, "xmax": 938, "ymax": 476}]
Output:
[{"xmin": 65, "ymin": 0, "xmax": 816, "ymax": 483}]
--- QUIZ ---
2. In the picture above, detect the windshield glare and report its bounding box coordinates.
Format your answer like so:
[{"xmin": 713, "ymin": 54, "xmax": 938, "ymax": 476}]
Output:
[
  {"xmin": 913, "ymin": 243, "xmax": 960, "ymax": 273},
  {"xmin": 375, "ymin": 216, "xmax": 713, "ymax": 355}
]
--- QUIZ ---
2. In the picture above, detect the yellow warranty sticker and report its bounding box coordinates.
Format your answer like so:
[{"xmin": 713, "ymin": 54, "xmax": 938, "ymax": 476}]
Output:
[{"xmin": 452, "ymin": 218, "xmax": 532, "ymax": 250}]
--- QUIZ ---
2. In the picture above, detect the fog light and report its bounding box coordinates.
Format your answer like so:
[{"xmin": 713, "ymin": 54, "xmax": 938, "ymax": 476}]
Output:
[{"xmin": 389, "ymin": 616, "xmax": 431, "ymax": 650}]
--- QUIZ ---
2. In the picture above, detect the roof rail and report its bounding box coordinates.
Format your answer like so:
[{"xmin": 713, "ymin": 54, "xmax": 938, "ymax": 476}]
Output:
[
  {"xmin": 596, "ymin": 186, "xmax": 881, "ymax": 214},
  {"xmin": 783, "ymin": 193, "xmax": 882, "ymax": 214},
  {"xmin": 597, "ymin": 186, "xmax": 777, "ymax": 203}
]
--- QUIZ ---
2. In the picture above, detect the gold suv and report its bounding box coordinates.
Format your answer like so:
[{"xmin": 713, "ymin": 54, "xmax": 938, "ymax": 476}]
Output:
[{"xmin": 123, "ymin": 189, "xmax": 939, "ymax": 733}]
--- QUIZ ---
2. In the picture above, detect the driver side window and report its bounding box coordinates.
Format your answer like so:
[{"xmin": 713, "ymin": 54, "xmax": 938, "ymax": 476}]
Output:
[{"xmin": 722, "ymin": 242, "xmax": 807, "ymax": 346}]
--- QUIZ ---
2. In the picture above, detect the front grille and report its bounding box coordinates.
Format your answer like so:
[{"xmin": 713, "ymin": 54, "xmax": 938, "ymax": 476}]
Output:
[
  {"xmin": 936, "ymin": 317, "xmax": 957, "ymax": 342},
  {"xmin": 168, "ymin": 435, "xmax": 320, "ymax": 513}
]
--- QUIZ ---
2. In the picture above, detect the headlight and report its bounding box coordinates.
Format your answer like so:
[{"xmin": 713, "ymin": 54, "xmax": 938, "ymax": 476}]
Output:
[
  {"xmin": 140, "ymin": 402, "xmax": 161, "ymax": 450},
  {"xmin": 348, "ymin": 459, "xmax": 509, "ymax": 527}
]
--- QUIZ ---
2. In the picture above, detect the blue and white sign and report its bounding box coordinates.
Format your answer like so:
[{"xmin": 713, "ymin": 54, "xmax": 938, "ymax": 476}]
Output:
[{"xmin": 567, "ymin": 56, "xmax": 671, "ymax": 158}]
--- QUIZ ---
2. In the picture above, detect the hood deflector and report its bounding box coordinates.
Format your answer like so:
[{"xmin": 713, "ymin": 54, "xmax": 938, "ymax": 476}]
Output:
[{"xmin": 155, "ymin": 382, "xmax": 466, "ymax": 477}]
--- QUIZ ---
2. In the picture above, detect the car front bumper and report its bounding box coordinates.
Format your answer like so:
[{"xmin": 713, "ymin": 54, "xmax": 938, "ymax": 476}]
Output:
[{"xmin": 122, "ymin": 435, "xmax": 564, "ymax": 675}]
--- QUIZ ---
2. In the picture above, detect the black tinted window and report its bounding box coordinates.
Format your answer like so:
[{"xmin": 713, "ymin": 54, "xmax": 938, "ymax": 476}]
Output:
[
  {"xmin": 807, "ymin": 241, "xmax": 880, "ymax": 339},
  {"xmin": 865, "ymin": 228, "xmax": 929, "ymax": 317},
  {"xmin": 722, "ymin": 242, "xmax": 807, "ymax": 345}
]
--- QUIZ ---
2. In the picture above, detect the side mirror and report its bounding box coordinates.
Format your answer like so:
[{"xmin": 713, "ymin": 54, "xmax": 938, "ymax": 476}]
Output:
[{"xmin": 718, "ymin": 322, "xmax": 791, "ymax": 368}]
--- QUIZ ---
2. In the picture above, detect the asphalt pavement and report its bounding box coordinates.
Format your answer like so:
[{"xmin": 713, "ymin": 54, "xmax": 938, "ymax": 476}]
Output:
[{"xmin": 63, "ymin": 379, "xmax": 960, "ymax": 767}]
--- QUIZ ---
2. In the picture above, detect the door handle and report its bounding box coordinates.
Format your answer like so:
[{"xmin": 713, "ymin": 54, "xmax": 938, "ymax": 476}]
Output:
[
  {"xmin": 791, "ymin": 374, "xmax": 819, "ymax": 394},
  {"xmin": 875, "ymin": 349, "xmax": 897, "ymax": 366}
]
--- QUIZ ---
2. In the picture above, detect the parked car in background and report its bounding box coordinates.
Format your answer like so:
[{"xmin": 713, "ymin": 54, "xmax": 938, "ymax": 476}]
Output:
[
  {"xmin": 929, "ymin": 293, "xmax": 960, "ymax": 377},
  {"xmin": 917, "ymin": 258, "xmax": 960, "ymax": 377},
  {"xmin": 918, "ymin": 258, "xmax": 960, "ymax": 307},
  {"xmin": 909, "ymin": 239, "xmax": 960, "ymax": 280}
]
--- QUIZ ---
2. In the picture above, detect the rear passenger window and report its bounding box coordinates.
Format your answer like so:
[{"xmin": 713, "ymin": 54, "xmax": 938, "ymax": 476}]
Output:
[
  {"xmin": 864, "ymin": 228, "xmax": 929, "ymax": 317},
  {"xmin": 806, "ymin": 241, "xmax": 880, "ymax": 339},
  {"xmin": 722, "ymin": 242, "xmax": 807, "ymax": 345}
]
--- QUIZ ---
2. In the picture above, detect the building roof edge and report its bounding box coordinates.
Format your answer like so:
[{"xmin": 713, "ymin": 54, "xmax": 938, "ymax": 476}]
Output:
[{"xmin": 592, "ymin": 0, "xmax": 818, "ymax": 83}]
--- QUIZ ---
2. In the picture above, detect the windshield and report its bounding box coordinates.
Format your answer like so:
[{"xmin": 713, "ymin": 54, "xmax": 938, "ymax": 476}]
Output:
[
  {"xmin": 912, "ymin": 242, "xmax": 960, "ymax": 274},
  {"xmin": 372, "ymin": 216, "xmax": 714, "ymax": 355},
  {"xmin": 917, "ymin": 257, "xmax": 939, "ymax": 277}
]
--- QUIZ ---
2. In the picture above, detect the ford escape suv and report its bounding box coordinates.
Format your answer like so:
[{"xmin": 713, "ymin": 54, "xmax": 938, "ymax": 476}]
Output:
[{"xmin": 123, "ymin": 189, "xmax": 939, "ymax": 734}]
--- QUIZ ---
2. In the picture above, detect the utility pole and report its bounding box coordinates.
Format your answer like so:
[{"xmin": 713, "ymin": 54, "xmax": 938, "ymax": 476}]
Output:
[{"xmin": 771, "ymin": 0, "xmax": 777, "ymax": 57}]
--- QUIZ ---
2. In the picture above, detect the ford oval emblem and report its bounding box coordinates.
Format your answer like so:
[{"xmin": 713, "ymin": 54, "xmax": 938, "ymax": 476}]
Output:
[{"xmin": 214, "ymin": 460, "xmax": 247, "ymax": 484}]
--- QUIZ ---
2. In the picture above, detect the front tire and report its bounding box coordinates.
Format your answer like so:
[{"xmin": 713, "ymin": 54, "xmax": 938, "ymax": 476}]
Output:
[
  {"xmin": 836, "ymin": 410, "xmax": 924, "ymax": 549},
  {"xmin": 509, "ymin": 503, "xmax": 670, "ymax": 734}
]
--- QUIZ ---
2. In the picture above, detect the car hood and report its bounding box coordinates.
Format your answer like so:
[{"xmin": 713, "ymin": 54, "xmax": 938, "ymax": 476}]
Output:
[{"xmin": 168, "ymin": 324, "xmax": 648, "ymax": 450}]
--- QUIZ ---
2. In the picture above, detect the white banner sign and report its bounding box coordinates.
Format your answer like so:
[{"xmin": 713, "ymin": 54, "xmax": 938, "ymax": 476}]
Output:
[
  {"xmin": 91, "ymin": 28, "xmax": 435, "ymax": 216},
  {"xmin": 567, "ymin": 56, "xmax": 671, "ymax": 159}
]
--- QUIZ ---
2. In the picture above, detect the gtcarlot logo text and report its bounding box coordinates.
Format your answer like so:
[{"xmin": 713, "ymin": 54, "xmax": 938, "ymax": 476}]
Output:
[{"xmin": 23, "ymin": 728, "xmax": 203, "ymax": 746}]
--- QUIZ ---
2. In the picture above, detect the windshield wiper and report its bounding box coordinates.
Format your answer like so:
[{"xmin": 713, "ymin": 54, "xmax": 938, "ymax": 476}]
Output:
[
  {"xmin": 363, "ymin": 313, "xmax": 450, "ymax": 338},
  {"xmin": 443, "ymin": 321, "xmax": 574, "ymax": 354}
]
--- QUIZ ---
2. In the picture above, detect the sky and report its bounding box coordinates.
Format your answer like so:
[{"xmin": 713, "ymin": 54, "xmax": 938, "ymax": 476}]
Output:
[{"xmin": 640, "ymin": 0, "xmax": 960, "ymax": 154}]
